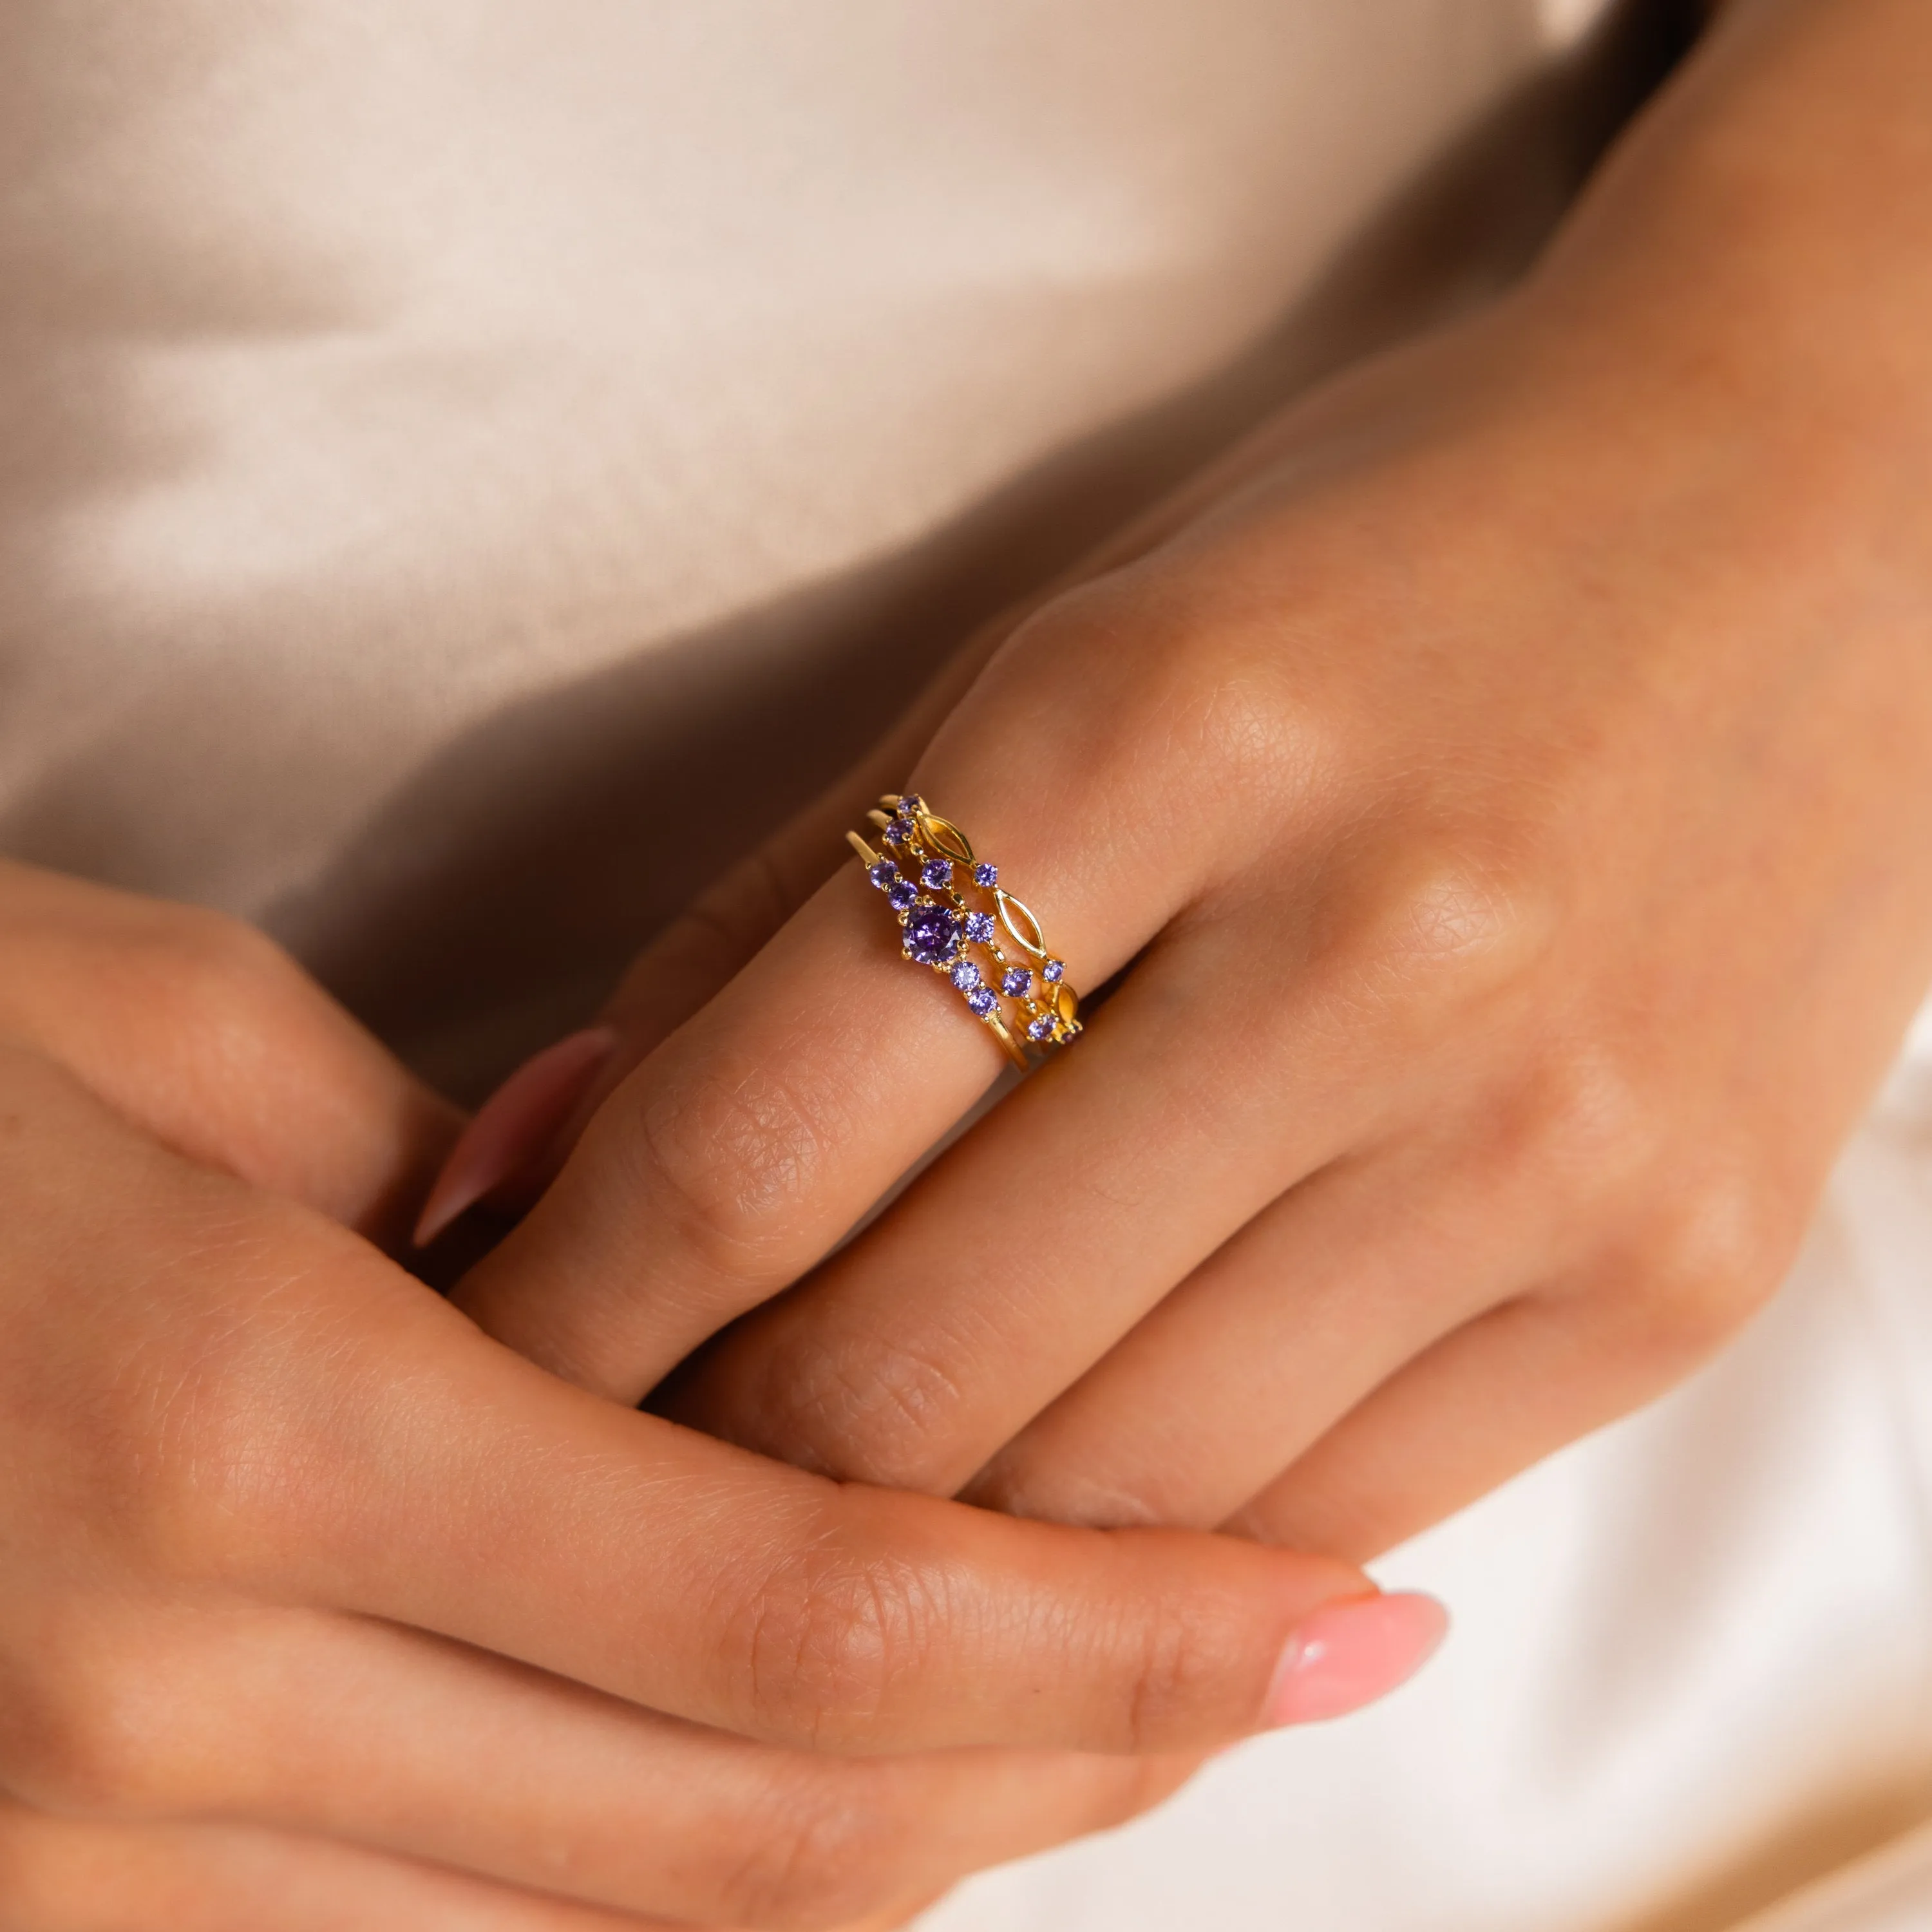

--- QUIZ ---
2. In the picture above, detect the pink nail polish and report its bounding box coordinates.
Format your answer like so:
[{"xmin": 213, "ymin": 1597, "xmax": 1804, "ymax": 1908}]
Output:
[
  {"xmin": 1264, "ymin": 1593, "xmax": 1447, "ymax": 1727},
  {"xmin": 413, "ymin": 1027, "xmax": 618, "ymax": 1246}
]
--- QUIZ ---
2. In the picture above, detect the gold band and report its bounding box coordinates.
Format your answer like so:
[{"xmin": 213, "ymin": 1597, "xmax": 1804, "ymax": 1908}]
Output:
[{"xmin": 848, "ymin": 793, "xmax": 1081, "ymax": 1070}]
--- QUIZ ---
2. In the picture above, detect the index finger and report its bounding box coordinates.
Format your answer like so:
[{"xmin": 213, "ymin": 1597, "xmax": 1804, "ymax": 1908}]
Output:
[{"xmin": 245, "ymin": 1240, "xmax": 1388, "ymax": 1755}]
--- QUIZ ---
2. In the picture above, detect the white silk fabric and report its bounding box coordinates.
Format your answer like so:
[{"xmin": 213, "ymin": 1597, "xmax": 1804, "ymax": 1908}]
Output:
[{"xmin": 6, "ymin": 5, "xmax": 1932, "ymax": 1927}]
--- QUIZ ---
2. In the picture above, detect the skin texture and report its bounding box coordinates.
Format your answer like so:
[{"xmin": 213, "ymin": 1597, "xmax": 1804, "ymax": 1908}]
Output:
[
  {"xmin": 456, "ymin": 0, "xmax": 1932, "ymax": 1562},
  {"xmin": 0, "ymin": 863, "xmax": 1396, "ymax": 1929}
]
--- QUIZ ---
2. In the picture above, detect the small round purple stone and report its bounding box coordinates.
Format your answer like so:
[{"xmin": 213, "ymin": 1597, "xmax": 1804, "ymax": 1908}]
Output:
[
  {"xmin": 1001, "ymin": 967, "xmax": 1031, "ymax": 998},
  {"xmin": 867, "ymin": 858, "xmax": 898, "ymax": 892},
  {"xmin": 963, "ymin": 911, "xmax": 996, "ymax": 944},
  {"xmin": 965, "ymin": 986, "xmax": 998, "ymax": 1018},
  {"xmin": 921, "ymin": 857, "xmax": 952, "ymax": 891},
  {"xmin": 884, "ymin": 819, "xmax": 911, "ymax": 846},
  {"xmin": 973, "ymin": 862, "xmax": 998, "ymax": 888},
  {"xmin": 902, "ymin": 899, "xmax": 962, "ymax": 967},
  {"xmin": 886, "ymin": 878, "xmax": 918, "ymax": 911},
  {"xmin": 1027, "ymin": 1014, "xmax": 1056, "ymax": 1042},
  {"xmin": 949, "ymin": 959, "xmax": 981, "ymax": 992},
  {"xmin": 1042, "ymin": 958, "xmax": 1066, "ymax": 983},
  {"xmin": 896, "ymin": 794, "xmax": 924, "ymax": 819}
]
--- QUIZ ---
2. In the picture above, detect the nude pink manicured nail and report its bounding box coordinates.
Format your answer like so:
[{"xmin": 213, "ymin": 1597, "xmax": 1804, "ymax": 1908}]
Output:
[
  {"xmin": 1264, "ymin": 1592, "xmax": 1448, "ymax": 1727},
  {"xmin": 413, "ymin": 1027, "xmax": 618, "ymax": 1246}
]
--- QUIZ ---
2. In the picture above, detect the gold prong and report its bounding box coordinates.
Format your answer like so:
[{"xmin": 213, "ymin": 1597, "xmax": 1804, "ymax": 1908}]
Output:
[{"xmin": 922, "ymin": 813, "xmax": 974, "ymax": 866}]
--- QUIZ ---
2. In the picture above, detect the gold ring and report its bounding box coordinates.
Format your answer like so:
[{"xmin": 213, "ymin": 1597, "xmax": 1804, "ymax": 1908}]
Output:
[{"xmin": 846, "ymin": 793, "xmax": 1081, "ymax": 1070}]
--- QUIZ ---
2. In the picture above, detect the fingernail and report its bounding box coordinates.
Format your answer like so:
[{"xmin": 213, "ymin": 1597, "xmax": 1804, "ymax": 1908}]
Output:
[
  {"xmin": 413, "ymin": 1027, "xmax": 618, "ymax": 1245},
  {"xmin": 1264, "ymin": 1592, "xmax": 1447, "ymax": 1727}
]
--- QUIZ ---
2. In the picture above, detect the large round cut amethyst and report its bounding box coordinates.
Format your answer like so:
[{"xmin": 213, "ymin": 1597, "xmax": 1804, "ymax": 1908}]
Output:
[{"xmin": 902, "ymin": 900, "xmax": 963, "ymax": 967}]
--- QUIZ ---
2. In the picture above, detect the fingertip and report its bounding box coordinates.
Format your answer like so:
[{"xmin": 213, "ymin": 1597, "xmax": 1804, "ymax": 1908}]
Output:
[
  {"xmin": 1263, "ymin": 1590, "xmax": 1449, "ymax": 1728},
  {"xmin": 413, "ymin": 1027, "xmax": 618, "ymax": 1246}
]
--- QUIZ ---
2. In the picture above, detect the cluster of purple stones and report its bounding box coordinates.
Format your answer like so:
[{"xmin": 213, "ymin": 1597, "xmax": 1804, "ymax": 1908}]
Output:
[{"xmin": 865, "ymin": 794, "xmax": 1076, "ymax": 1048}]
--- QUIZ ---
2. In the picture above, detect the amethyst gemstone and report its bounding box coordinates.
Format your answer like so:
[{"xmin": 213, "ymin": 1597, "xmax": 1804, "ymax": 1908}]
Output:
[
  {"xmin": 902, "ymin": 900, "xmax": 962, "ymax": 967},
  {"xmin": 1001, "ymin": 967, "xmax": 1031, "ymax": 998},
  {"xmin": 885, "ymin": 819, "xmax": 911, "ymax": 846},
  {"xmin": 867, "ymin": 859, "xmax": 898, "ymax": 892},
  {"xmin": 963, "ymin": 911, "xmax": 996, "ymax": 944},
  {"xmin": 896, "ymin": 794, "xmax": 924, "ymax": 819},
  {"xmin": 1042, "ymin": 958, "xmax": 1066, "ymax": 983},
  {"xmin": 921, "ymin": 857, "xmax": 952, "ymax": 890},
  {"xmin": 950, "ymin": 959, "xmax": 981, "ymax": 992},
  {"xmin": 886, "ymin": 878, "xmax": 918, "ymax": 911},
  {"xmin": 1027, "ymin": 1014, "xmax": 1056, "ymax": 1042},
  {"xmin": 973, "ymin": 862, "xmax": 998, "ymax": 888},
  {"xmin": 965, "ymin": 986, "xmax": 998, "ymax": 1018}
]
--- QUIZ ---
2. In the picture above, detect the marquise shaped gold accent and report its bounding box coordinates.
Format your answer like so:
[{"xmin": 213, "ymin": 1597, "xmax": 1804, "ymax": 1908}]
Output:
[
  {"xmin": 996, "ymin": 889, "xmax": 1047, "ymax": 956},
  {"xmin": 1055, "ymin": 984, "xmax": 1079, "ymax": 1024},
  {"xmin": 920, "ymin": 813, "xmax": 975, "ymax": 866}
]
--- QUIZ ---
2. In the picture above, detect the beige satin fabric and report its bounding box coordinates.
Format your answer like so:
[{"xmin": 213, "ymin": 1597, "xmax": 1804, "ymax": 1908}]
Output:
[
  {"xmin": 1, "ymin": 0, "xmax": 1642, "ymax": 1096},
  {"xmin": 12, "ymin": 6, "xmax": 1932, "ymax": 1929}
]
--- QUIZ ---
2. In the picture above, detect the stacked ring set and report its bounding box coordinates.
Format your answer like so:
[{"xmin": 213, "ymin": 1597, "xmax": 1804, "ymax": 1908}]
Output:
[{"xmin": 847, "ymin": 793, "xmax": 1081, "ymax": 1070}]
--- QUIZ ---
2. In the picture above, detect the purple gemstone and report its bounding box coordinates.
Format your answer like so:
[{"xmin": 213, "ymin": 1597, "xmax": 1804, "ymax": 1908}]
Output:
[
  {"xmin": 1027, "ymin": 1014, "xmax": 1056, "ymax": 1042},
  {"xmin": 963, "ymin": 911, "xmax": 996, "ymax": 944},
  {"xmin": 921, "ymin": 857, "xmax": 952, "ymax": 891},
  {"xmin": 1001, "ymin": 967, "xmax": 1031, "ymax": 998},
  {"xmin": 886, "ymin": 878, "xmax": 918, "ymax": 911},
  {"xmin": 1042, "ymin": 958, "xmax": 1066, "ymax": 983},
  {"xmin": 867, "ymin": 858, "xmax": 898, "ymax": 892},
  {"xmin": 902, "ymin": 899, "xmax": 962, "ymax": 966},
  {"xmin": 885, "ymin": 819, "xmax": 912, "ymax": 846},
  {"xmin": 896, "ymin": 794, "xmax": 924, "ymax": 819},
  {"xmin": 965, "ymin": 986, "xmax": 998, "ymax": 1018},
  {"xmin": 949, "ymin": 959, "xmax": 981, "ymax": 992},
  {"xmin": 973, "ymin": 862, "xmax": 998, "ymax": 888}
]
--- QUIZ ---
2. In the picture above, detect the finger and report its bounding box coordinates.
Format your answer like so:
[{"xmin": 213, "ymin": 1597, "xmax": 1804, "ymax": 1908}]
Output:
[
  {"xmin": 0, "ymin": 1798, "xmax": 665, "ymax": 1932},
  {"xmin": 6, "ymin": 1042, "xmax": 1385, "ymax": 1761},
  {"xmin": 16, "ymin": 1598, "xmax": 1193, "ymax": 1929},
  {"xmin": 484, "ymin": 419, "xmax": 1305, "ymax": 1194},
  {"xmin": 1229, "ymin": 1271, "xmax": 1739, "ymax": 1564},
  {"xmin": 285, "ymin": 1294, "xmax": 1376, "ymax": 1755},
  {"xmin": 0, "ymin": 859, "xmax": 461, "ymax": 1249},
  {"xmin": 453, "ymin": 592, "xmax": 1264, "ymax": 1398},
  {"xmin": 958, "ymin": 1123, "xmax": 1566, "ymax": 1531},
  {"xmin": 656, "ymin": 914, "xmax": 1453, "ymax": 1497}
]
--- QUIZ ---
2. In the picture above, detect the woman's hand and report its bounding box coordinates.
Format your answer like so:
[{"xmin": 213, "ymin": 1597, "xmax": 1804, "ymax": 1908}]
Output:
[
  {"xmin": 453, "ymin": 0, "xmax": 1932, "ymax": 1560},
  {"xmin": 0, "ymin": 863, "xmax": 1406, "ymax": 1930}
]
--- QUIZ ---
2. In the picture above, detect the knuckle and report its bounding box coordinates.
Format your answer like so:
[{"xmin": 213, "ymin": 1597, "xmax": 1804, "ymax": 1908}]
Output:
[
  {"xmin": 729, "ymin": 1532, "xmax": 945, "ymax": 1747},
  {"xmin": 1626, "ymin": 1170, "xmax": 1794, "ymax": 1360},
  {"xmin": 77, "ymin": 1209, "xmax": 379, "ymax": 1588},
  {"xmin": 1113, "ymin": 1596, "xmax": 1222, "ymax": 1754},
  {"xmin": 630, "ymin": 1059, "xmax": 835, "ymax": 1273},
  {"xmin": 748, "ymin": 1321, "xmax": 971, "ymax": 1488},
  {"xmin": 1507, "ymin": 1045, "xmax": 1665, "ymax": 1212},
  {"xmin": 1001, "ymin": 578, "xmax": 1339, "ymax": 832},
  {"xmin": 1340, "ymin": 848, "xmax": 1551, "ymax": 1024}
]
